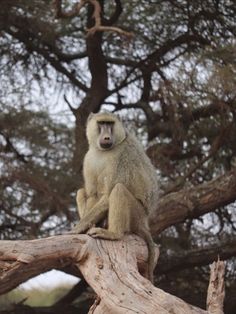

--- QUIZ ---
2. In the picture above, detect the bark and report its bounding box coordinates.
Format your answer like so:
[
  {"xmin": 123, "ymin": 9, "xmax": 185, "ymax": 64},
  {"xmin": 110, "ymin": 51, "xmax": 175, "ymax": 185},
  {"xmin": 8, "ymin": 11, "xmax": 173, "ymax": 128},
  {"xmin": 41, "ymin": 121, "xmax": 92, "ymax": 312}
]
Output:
[
  {"xmin": 150, "ymin": 169, "xmax": 236, "ymax": 234},
  {"xmin": 206, "ymin": 260, "xmax": 225, "ymax": 314},
  {"xmin": 0, "ymin": 235, "xmax": 225, "ymax": 314}
]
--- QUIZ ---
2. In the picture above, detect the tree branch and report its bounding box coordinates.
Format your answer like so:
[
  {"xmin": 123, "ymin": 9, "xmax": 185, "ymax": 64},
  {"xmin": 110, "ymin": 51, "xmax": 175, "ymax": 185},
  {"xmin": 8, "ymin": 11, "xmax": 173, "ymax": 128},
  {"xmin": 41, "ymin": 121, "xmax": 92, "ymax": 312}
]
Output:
[
  {"xmin": 0, "ymin": 131, "xmax": 28, "ymax": 163},
  {"xmin": 164, "ymin": 121, "xmax": 233, "ymax": 194},
  {"xmin": 148, "ymin": 102, "xmax": 235, "ymax": 140},
  {"xmin": 53, "ymin": 0, "xmax": 133, "ymax": 38},
  {"xmin": 158, "ymin": 238, "xmax": 236, "ymax": 275},
  {"xmin": 151, "ymin": 169, "xmax": 236, "ymax": 234},
  {"xmin": 53, "ymin": 0, "xmax": 86, "ymax": 19},
  {"xmin": 0, "ymin": 234, "xmax": 224, "ymax": 313},
  {"xmin": 7, "ymin": 29, "xmax": 88, "ymax": 92},
  {"xmin": 105, "ymin": 0, "xmax": 123, "ymax": 26}
]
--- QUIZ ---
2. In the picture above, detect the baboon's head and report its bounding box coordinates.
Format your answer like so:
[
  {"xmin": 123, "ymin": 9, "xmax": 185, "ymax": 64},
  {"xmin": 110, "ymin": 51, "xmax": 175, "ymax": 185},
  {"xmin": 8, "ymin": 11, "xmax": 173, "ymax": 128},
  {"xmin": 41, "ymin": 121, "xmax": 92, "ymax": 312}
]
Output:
[{"xmin": 86, "ymin": 112, "xmax": 126, "ymax": 150}]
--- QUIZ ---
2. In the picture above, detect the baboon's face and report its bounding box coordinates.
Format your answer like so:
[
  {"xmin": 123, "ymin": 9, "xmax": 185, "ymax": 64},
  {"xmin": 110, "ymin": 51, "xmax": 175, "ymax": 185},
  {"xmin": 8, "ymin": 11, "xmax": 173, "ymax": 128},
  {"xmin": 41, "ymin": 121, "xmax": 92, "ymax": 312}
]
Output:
[
  {"xmin": 86, "ymin": 113, "xmax": 126, "ymax": 150},
  {"xmin": 97, "ymin": 121, "xmax": 114, "ymax": 150}
]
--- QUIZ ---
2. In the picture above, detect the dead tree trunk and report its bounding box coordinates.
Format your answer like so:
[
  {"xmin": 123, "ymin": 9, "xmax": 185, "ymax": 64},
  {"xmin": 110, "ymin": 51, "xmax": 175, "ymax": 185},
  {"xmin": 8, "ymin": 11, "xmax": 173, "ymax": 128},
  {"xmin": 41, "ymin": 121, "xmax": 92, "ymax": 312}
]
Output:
[{"xmin": 0, "ymin": 234, "xmax": 225, "ymax": 314}]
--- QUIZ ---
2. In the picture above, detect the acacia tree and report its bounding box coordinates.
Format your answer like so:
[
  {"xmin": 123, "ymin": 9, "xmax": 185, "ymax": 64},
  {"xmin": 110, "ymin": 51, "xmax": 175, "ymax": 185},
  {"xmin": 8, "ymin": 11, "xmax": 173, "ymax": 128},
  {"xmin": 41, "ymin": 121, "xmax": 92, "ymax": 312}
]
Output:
[{"xmin": 0, "ymin": 0, "xmax": 236, "ymax": 313}]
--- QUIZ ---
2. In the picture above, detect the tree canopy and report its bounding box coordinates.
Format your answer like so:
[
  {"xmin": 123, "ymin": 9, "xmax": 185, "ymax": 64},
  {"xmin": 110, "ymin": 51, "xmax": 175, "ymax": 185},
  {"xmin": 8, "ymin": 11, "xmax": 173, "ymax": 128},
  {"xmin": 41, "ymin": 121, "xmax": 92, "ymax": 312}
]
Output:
[{"xmin": 0, "ymin": 0, "xmax": 236, "ymax": 313}]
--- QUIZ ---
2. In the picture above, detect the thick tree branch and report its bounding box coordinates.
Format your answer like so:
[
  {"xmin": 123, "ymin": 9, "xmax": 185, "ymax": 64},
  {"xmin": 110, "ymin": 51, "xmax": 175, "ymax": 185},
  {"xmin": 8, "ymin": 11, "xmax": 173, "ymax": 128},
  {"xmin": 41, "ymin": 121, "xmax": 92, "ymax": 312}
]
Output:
[
  {"xmin": 150, "ymin": 169, "xmax": 236, "ymax": 234},
  {"xmin": 0, "ymin": 235, "xmax": 155, "ymax": 296},
  {"xmin": 158, "ymin": 238, "xmax": 236, "ymax": 275},
  {"xmin": 0, "ymin": 235, "xmax": 224, "ymax": 313}
]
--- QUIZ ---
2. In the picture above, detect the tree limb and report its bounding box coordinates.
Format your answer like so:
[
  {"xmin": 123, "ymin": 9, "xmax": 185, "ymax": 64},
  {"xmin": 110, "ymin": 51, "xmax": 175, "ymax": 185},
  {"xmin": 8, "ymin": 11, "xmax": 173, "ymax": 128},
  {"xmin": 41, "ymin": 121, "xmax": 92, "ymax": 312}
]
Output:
[
  {"xmin": 105, "ymin": 0, "xmax": 123, "ymax": 25},
  {"xmin": 0, "ymin": 234, "xmax": 224, "ymax": 313},
  {"xmin": 148, "ymin": 101, "xmax": 235, "ymax": 140},
  {"xmin": 53, "ymin": 0, "xmax": 133, "ymax": 38},
  {"xmin": 0, "ymin": 131, "xmax": 28, "ymax": 163},
  {"xmin": 7, "ymin": 29, "xmax": 88, "ymax": 92},
  {"xmin": 158, "ymin": 238, "xmax": 236, "ymax": 275},
  {"xmin": 151, "ymin": 169, "xmax": 236, "ymax": 234},
  {"xmin": 164, "ymin": 121, "xmax": 233, "ymax": 195},
  {"xmin": 53, "ymin": 0, "xmax": 87, "ymax": 19}
]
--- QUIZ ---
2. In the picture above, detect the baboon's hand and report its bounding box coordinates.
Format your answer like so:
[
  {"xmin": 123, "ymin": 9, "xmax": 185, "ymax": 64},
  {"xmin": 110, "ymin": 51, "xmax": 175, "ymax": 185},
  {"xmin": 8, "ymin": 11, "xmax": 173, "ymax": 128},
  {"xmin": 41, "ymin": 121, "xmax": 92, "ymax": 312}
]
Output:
[
  {"xmin": 68, "ymin": 221, "xmax": 96, "ymax": 234},
  {"xmin": 69, "ymin": 223, "xmax": 86, "ymax": 234},
  {"xmin": 87, "ymin": 227, "xmax": 120, "ymax": 240},
  {"xmin": 87, "ymin": 227, "xmax": 104, "ymax": 238}
]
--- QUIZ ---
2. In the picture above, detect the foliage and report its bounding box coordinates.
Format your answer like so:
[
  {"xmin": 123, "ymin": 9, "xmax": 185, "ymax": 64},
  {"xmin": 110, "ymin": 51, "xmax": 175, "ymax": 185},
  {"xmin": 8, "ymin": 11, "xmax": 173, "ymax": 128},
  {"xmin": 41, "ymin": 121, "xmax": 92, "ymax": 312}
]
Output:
[
  {"xmin": 0, "ymin": 0, "xmax": 236, "ymax": 312},
  {"xmin": 0, "ymin": 106, "xmax": 76, "ymax": 239}
]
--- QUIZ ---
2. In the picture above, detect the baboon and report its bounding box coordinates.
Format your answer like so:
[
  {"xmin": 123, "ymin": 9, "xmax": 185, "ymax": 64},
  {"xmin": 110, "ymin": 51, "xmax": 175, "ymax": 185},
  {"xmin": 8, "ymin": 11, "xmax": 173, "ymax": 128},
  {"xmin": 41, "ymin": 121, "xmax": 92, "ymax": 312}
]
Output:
[{"xmin": 71, "ymin": 112, "xmax": 158, "ymax": 282}]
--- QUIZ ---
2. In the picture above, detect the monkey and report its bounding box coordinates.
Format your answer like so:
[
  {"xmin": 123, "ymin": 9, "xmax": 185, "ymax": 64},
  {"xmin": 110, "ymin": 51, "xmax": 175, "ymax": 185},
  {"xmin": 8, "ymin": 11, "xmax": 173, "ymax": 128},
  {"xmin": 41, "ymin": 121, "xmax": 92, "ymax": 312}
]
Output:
[{"xmin": 71, "ymin": 112, "xmax": 159, "ymax": 282}]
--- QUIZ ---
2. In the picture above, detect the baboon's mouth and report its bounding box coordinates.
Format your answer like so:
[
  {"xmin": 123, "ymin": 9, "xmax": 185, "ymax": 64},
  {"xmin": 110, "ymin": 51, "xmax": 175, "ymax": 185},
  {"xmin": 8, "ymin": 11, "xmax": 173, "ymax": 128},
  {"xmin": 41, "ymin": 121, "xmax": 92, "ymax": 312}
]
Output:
[{"xmin": 100, "ymin": 143, "xmax": 113, "ymax": 149}]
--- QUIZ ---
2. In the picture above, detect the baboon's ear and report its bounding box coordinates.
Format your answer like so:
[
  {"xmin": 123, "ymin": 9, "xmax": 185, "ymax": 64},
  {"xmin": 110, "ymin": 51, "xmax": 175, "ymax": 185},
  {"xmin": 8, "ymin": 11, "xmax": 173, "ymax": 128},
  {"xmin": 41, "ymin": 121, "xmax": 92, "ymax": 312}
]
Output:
[
  {"xmin": 87, "ymin": 113, "xmax": 94, "ymax": 121},
  {"xmin": 112, "ymin": 113, "xmax": 121, "ymax": 121},
  {"xmin": 117, "ymin": 115, "xmax": 122, "ymax": 122}
]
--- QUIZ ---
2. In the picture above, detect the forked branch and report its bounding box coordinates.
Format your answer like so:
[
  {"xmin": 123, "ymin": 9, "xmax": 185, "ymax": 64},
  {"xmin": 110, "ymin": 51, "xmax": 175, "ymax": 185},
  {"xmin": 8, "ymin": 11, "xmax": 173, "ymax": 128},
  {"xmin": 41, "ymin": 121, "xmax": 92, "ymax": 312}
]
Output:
[
  {"xmin": 0, "ymin": 234, "xmax": 225, "ymax": 313},
  {"xmin": 52, "ymin": 0, "xmax": 133, "ymax": 38}
]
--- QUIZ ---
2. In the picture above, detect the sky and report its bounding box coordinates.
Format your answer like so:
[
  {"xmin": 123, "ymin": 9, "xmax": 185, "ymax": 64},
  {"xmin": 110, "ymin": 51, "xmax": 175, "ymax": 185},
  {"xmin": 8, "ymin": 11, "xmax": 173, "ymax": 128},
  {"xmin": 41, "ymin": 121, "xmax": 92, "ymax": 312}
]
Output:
[{"xmin": 20, "ymin": 269, "xmax": 79, "ymax": 290}]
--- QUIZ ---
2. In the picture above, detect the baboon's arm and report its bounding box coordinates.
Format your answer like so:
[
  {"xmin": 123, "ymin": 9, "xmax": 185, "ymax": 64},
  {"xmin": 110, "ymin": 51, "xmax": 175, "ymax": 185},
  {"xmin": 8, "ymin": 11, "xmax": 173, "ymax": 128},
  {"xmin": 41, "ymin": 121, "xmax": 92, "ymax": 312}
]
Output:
[{"xmin": 71, "ymin": 195, "xmax": 108, "ymax": 234}]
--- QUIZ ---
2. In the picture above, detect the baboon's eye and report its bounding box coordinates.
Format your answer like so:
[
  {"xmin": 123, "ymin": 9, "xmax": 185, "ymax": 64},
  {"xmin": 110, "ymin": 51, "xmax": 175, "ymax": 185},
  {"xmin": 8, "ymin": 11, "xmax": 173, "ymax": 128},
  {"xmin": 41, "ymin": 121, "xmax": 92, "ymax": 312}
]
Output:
[
  {"xmin": 97, "ymin": 121, "xmax": 114, "ymax": 133},
  {"xmin": 97, "ymin": 123, "xmax": 101, "ymax": 133}
]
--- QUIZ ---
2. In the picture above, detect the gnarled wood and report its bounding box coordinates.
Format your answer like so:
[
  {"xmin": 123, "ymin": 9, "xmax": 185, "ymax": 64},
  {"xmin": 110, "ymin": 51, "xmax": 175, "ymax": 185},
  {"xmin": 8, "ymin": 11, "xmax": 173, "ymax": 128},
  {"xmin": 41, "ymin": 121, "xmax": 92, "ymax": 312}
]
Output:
[
  {"xmin": 207, "ymin": 260, "xmax": 225, "ymax": 314},
  {"xmin": 0, "ymin": 235, "xmax": 224, "ymax": 313}
]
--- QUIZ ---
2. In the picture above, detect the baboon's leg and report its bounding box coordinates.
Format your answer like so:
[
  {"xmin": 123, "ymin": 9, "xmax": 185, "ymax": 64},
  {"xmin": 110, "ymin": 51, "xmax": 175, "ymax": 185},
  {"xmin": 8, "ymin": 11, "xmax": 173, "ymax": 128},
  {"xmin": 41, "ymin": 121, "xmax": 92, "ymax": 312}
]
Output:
[
  {"xmin": 88, "ymin": 183, "xmax": 142, "ymax": 239},
  {"xmin": 87, "ymin": 184, "xmax": 155, "ymax": 282},
  {"xmin": 71, "ymin": 195, "xmax": 108, "ymax": 234},
  {"xmin": 76, "ymin": 188, "xmax": 87, "ymax": 219},
  {"xmin": 77, "ymin": 189, "xmax": 98, "ymax": 219},
  {"xmin": 86, "ymin": 196, "xmax": 98, "ymax": 212}
]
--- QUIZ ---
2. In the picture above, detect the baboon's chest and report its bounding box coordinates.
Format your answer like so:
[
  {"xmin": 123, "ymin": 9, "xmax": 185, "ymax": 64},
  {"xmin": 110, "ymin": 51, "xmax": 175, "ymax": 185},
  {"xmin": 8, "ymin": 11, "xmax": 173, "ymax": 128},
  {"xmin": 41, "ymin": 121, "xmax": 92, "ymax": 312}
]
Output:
[{"xmin": 93, "ymin": 154, "xmax": 117, "ymax": 192}]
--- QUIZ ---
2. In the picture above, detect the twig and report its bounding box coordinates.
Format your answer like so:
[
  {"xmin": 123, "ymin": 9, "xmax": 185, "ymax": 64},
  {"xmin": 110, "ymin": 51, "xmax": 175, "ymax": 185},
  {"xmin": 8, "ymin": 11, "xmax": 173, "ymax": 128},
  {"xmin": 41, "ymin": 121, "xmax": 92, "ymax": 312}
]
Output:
[{"xmin": 63, "ymin": 94, "xmax": 77, "ymax": 115}]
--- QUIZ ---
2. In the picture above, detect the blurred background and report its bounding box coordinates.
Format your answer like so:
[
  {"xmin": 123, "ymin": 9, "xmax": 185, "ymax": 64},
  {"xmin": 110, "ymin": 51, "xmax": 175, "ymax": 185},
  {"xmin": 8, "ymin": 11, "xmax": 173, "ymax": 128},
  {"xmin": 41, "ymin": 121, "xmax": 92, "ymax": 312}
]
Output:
[{"xmin": 0, "ymin": 0, "xmax": 236, "ymax": 313}]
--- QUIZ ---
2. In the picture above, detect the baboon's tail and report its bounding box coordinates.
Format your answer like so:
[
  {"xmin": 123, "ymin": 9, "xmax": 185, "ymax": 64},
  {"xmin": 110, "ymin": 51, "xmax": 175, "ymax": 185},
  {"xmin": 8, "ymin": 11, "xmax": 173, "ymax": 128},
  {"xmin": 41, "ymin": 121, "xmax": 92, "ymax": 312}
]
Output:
[{"xmin": 138, "ymin": 228, "xmax": 156, "ymax": 283}]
